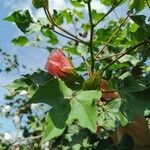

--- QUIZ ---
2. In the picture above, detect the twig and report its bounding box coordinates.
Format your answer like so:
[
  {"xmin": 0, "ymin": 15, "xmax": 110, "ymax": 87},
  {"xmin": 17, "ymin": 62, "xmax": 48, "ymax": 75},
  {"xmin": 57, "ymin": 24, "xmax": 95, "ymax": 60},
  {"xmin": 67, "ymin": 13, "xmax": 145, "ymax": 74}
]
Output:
[
  {"xmin": 30, "ymin": 44, "xmax": 48, "ymax": 50},
  {"xmin": 113, "ymin": 9, "xmax": 119, "ymax": 20},
  {"xmin": 94, "ymin": 0, "xmax": 123, "ymax": 27},
  {"xmin": 101, "ymin": 39, "xmax": 149, "ymax": 75},
  {"xmin": 146, "ymin": 0, "xmax": 150, "ymax": 9},
  {"xmin": 95, "ymin": 15, "xmax": 130, "ymax": 59},
  {"xmin": 44, "ymin": 8, "xmax": 81, "ymax": 43},
  {"xmin": 96, "ymin": 51, "xmax": 127, "ymax": 61},
  {"xmin": 12, "ymin": 135, "xmax": 42, "ymax": 145},
  {"xmin": 43, "ymin": 7, "xmax": 87, "ymax": 45},
  {"xmin": 20, "ymin": 135, "xmax": 42, "ymax": 141},
  {"xmin": 52, "ymin": 29, "xmax": 81, "ymax": 43},
  {"xmin": 81, "ymin": 55, "xmax": 91, "ymax": 70},
  {"xmin": 88, "ymin": 0, "xmax": 95, "ymax": 73}
]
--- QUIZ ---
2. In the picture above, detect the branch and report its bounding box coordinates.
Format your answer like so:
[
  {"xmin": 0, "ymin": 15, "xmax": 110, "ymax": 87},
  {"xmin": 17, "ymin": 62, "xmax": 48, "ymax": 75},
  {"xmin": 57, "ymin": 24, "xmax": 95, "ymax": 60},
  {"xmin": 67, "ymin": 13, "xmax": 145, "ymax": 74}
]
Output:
[
  {"xmin": 146, "ymin": 0, "xmax": 150, "ymax": 9},
  {"xmin": 12, "ymin": 135, "xmax": 42, "ymax": 145},
  {"xmin": 43, "ymin": 7, "xmax": 87, "ymax": 45},
  {"xmin": 20, "ymin": 135, "xmax": 42, "ymax": 141},
  {"xmin": 52, "ymin": 29, "xmax": 81, "ymax": 43},
  {"xmin": 44, "ymin": 8, "xmax": 85, "ymax": 43},
  {"xmin": 95, "ymin": 14, "xmax": 129, "ymax": 59},
  {"xmin": 88, "ymin": 0, "xmax": 95, "ymax": 73},
  {"xmin": 94, "ymin": 0, "xmax": 123, "ymax": 27},
  {"xmin": 81, "ymin": 55, "xmax": 91, "ymax": 71},
  {"xmin": 96, "ymin": 51, "xmax": 128, "ymax": 61},
  {"xmin": 101, "ymin": 39, "xmax": 149, "ymax": 75}
]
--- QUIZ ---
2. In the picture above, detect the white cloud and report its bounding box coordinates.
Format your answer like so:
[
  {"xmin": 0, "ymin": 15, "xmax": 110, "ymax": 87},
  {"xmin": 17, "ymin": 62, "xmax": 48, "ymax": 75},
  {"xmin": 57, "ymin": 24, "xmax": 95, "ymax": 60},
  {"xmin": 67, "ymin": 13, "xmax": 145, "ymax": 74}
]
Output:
[
  {"xmin": 4, "ymin": 0, "xmax": 34, "ymax": 19},
  {"xmin": 91, "ymin": 0, "xmax": 108, "ymax": 13},
  {"xmin": 4, "ymin": 0, "xmax": 107, "ymax": 19},
  {"xmin": 4, "ymin": 0, "xmax": 32, "ymax": 12},
  {"xmin": 4, "ymin": 0, "xmax": 69, "ymax": 19},
  {"xmin": 50, "ymin": 0, "xmax": 68, "ymax": 10}
]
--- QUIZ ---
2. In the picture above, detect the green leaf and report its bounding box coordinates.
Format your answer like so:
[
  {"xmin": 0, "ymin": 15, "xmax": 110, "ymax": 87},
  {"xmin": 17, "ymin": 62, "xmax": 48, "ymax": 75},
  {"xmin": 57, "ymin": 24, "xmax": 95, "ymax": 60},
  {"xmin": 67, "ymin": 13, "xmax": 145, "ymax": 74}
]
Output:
[
  {"xmin": 129, "ymin": 0, "xmax": 145, "ymax": 12},
  {"xmin": 118, "ymin": 76, "xmax": 150, "ymax": 120},
  {"xmin": 53, "ymin": 11, "xmax": 64, "ymax": 25},
  {"xmin": 130, "ymin": 15, "xmax": 150, "ymax": 32},
  {"xmin": 61, "ymin": 10, "xmax": 72, "ymax": 23},
  {"xmin": 76, "ymin": 43, "xmax": 88, "ymax": 55},
  {"xmin": 4, "ymin": 10, "xmax": 34, "ymax": 33},
  {"xmin": 53, "ymin": 10, "xmax": 73, "ymax": 25},
  {"xmin": 130, "ymin": 15, "xmax": 146, "ymax": 26},
  {"xmin": 100, "ymin": 0, "xmax": 126, "ymax": 6},
  {"xmin": 64, "ymin": 126, "xmax": 89, "ymax": 148},
  {"xmin": 32, "ymin": 0, "xmax": 44, "ymax": 9},
  {"xmin": 100, "ymin": 0, "xmax": 116, "ymax": 6},
  {"xmin": 32, "ymin": 0, "xmax": 48, "ymax": 9},
  {"xmin": 30, "ymin": 79, "xmax": 101, "ymax": 134},
  {"xmin": 118, "ymin": 76, "xmax": 146, "ymax": 92},
  {"xmin": 119, "ymin": 88, "xmax": 150, "ymax": 121},
  {"xmin": 63, "ymin": 44, "xmax": 80, "ymax": 55},
  {"xmin": 98, "ymin": 98, "xmax": 123, "ymax": 130},
  {"xmin": 73, "ymin": 9, "xmax": 84, "ymax": 18},
  {"xmin": 42, "ymin": 113, "xmax": 65, "ymax": 143},
  {"xmin": 91, "ymin": 10, "xmax": 105, "ymax": 22},
  {"xmin": 4, "ymin": 77, "xmax": 31, "ymax": 93},
  {"xmin": 27, "ymin": 70, "xmax": 53, "ymax": 86},
  {"xmin": 105, "ymin": 98, "xmax": 121, "ymax": 112},
  {"xmin": 12, "ymin": 36, "xmax": 29, "ymax": 46},
  {"xmin": 70, "ymin": 0, "xmax": 85, "ymax": 7},
  {"xmin": 68, "ymin": 90, "xmax": 101, "ymax": 132},
  {"xmin": 26, "ymin": 22, "xmax": 41, "ymax": 34},
  {"xmin": 130, "ymin": 23, "xmax": 139, "ymax": 32},
  {"xmin": 119, "ymin": 55, "xmax": 140, "ymax": 65},
  {"xmin": 139, "ymin": 45, "xmax": 150, "ymax": 61},
  {"xmin": 28, "ymin": 85, "xmax": 37, "ymax": 98},
  {"xmin": 30, "ymin": 79, "xmax": 72, "ymax": 128},
  {"xmin": 96, "ymin": 28, "xmax": 111, "ymax": 43},
  {"xmin": 131, "ymin": 27, "xmax": 150, "ymax": 41},
  {"xmin": 42, "ymin": 28, "xmax": 58, "ymax": 45}
]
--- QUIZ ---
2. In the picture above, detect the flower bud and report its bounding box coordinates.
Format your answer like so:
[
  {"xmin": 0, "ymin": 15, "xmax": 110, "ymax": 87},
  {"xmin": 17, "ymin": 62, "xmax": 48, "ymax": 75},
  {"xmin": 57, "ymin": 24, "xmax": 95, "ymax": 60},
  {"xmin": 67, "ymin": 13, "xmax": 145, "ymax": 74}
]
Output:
[{"xmin": 45, "ymin": 49, "xmax": 75, "ymax": 78}]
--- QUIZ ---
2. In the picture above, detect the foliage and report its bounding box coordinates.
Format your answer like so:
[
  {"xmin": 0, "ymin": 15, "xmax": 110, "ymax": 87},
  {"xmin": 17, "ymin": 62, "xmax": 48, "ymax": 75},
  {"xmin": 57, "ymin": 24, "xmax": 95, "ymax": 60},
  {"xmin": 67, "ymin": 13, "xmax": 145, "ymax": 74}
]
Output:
[
  {"xmin": 1, "ymin": 0, "xmax": 150, "ymax": 149},
  {"xmin": 0, "ymin": 48, "xmax": 21, "ymax": 72}
]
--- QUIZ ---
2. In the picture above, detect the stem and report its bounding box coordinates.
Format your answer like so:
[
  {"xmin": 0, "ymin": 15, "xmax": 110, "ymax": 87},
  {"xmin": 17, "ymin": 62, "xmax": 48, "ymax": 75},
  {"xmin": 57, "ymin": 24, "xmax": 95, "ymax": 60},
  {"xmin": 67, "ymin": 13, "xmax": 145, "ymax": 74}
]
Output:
[
  {"xmin": 96, "ymin": 51, "xmax": 128, "ymax": 61},
  {"xmin": 12, "ymin": 135, "xmax": 42, "ymax": 144},
  {"xmin": 52, "ymin": 29, "xmax": 81, "ymax": 43},
  {"xmin": 81, "ymin": 55, "xmax": 91, "ymax": 70},
  {"xmin": 146, "ymin": 0, "xmax": 150, "ymax": 9},
  {"xmin": 88, "ymin": 0, "xmax": 95, "ymax": 73},
  {"xmin": 94, "ymin": 0, "xmax": 123, "ymax": 27},
  {"xmin": 44, "ymin": 8, "xmax": 80, "ymax": 43},
  {"xmin": 101, "ymin": 40, "xmax": 149, "ymax": 75},
  {"xmin": 113, "ymin": 9, "xmax": 119, "ymax": 20},
  {"xmin": 44, "ymin": 7, "xmax": 87, "ymax": 45},
  {"xmin": 95, "ymin": 15, "xmax": 129, "ymax": 59}
]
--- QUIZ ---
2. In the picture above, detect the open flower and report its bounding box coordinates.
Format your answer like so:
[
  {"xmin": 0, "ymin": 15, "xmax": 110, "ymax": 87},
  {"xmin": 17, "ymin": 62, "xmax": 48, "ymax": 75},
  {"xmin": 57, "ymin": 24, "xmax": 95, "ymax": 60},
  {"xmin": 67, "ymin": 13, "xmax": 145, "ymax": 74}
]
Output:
[{"xmin": 45, "ymin": 49, "xmax": 75, "ymax": 78}]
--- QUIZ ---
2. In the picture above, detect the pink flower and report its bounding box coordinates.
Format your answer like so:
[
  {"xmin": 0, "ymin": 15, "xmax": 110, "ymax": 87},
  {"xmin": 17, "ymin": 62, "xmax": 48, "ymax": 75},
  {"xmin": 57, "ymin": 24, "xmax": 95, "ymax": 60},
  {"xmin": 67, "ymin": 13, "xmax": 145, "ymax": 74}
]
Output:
[{"xmin": 45, "ymin": 49, "xmax": 75, "ymax": 78}]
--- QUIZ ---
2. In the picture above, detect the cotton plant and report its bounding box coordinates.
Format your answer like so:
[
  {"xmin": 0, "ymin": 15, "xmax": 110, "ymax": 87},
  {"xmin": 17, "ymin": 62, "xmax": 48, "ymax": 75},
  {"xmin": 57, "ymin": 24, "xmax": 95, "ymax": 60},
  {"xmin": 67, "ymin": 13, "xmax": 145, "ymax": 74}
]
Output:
[{"xmin": 1, "ymin": 0, "xmax": 150, "ymax": 149}]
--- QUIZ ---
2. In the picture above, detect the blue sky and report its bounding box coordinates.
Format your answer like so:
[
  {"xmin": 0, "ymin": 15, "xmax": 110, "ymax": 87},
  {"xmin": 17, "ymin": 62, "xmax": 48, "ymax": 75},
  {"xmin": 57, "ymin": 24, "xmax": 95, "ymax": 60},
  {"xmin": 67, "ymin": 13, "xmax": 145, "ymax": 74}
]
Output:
[
  {"xmin": 0, "ymin": 0, "xmax": 49, "ymax": 133},
  {"xmin": 0, "ymin": 0, "xmax": 149, "ymax": 133}
]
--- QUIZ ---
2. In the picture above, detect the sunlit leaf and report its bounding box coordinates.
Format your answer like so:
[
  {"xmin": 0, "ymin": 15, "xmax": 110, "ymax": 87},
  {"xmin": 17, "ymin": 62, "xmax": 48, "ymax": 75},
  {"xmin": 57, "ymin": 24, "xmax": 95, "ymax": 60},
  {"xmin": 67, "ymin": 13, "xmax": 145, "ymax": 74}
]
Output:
[
  {"xmin": 42, "ymin": 113, "xmax": 65, "ymax": 143},
  {"xmin": 4, "ymin": 10, "xmax": 34, "ymax": 33},
  {"xmin": 12, "ymin": 36, "xmax": 29, "ymax": 46}
]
